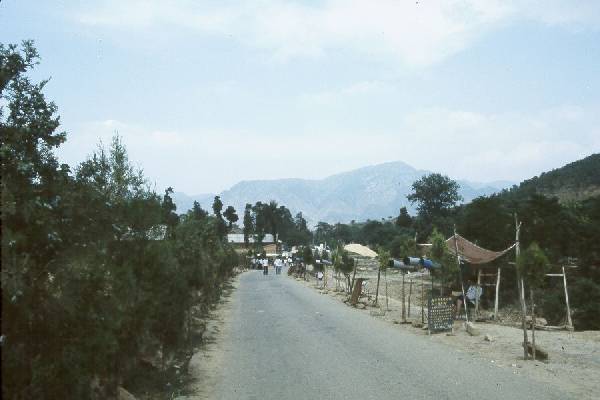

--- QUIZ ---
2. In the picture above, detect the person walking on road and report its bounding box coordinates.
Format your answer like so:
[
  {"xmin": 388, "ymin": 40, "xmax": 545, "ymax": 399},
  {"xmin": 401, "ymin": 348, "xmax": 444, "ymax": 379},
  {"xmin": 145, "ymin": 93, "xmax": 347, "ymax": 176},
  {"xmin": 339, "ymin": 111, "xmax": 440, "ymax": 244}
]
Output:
[{"xmin": 262, "ymin": 258, "xmax": 269, "ymax": 275}]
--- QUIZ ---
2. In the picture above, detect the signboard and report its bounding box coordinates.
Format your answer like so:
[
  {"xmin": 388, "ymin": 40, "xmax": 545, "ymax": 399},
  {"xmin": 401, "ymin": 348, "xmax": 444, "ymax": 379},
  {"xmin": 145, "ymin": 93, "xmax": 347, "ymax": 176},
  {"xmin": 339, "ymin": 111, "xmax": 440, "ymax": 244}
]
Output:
[{"xmin": 427, "ymin": 296, "xmax": 454, "ymax": 334}]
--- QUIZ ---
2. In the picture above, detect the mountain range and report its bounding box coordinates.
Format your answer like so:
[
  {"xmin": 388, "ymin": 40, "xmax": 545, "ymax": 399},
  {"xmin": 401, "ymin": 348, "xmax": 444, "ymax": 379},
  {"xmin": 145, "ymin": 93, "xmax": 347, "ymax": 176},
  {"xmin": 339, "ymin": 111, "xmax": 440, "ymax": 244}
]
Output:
[{"xmin": 173, "ymin": 161, "xmax": 512, "ymax": 226}]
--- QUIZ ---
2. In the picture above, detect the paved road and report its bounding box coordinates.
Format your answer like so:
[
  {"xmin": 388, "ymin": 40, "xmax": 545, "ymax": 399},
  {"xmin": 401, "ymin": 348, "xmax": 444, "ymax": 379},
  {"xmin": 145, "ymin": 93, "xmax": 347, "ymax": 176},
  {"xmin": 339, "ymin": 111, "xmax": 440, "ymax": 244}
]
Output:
[{"xmin": 212, "ymin": 270, "xmax": 571, "ymax": 400}]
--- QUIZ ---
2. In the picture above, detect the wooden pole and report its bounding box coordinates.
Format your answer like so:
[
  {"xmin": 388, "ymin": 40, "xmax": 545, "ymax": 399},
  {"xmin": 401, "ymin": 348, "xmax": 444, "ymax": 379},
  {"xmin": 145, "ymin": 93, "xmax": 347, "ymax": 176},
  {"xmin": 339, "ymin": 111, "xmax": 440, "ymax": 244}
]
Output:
[
  {"xmin": 530, "ymin": 287, "xmax": 537, "ymax": 360},
  {"xmin": 515, "ymin": 215, "xmax": 529, "ymax": 360},
  {"xmin": 375, "ymin": 263, "xmax": 381, "ymax": 306},
  {"xmin": 494, "ymin": 267, "xmax": 501, "ymax": 320},
  {"xmin": 401, "ymin": 272, "xmax": 406, "ymax": 322},
  {"xmin": 350, "ymin": 258, "xmax": 357, "ymax": 294},
  {"xmin": 562, "ymin": 266, "xmax": 574, "ymax": 330},
  {"xmin": 454, "ymin": 226, "xmax": 468, "ymax": 323},
  {"xmin": 385, "ymin": 268, "xmax": 389, "ymax": 311},
  {"xmin": 408, "ymin": 277, "xmax": 413, "ymax": 318},
  {"xmin": 475, "ymin": 268, "xmax": 481, "ymax": 317},
  {"xmin": 421, "ymin": 275, "xmax": 425, "ymax": 324}
]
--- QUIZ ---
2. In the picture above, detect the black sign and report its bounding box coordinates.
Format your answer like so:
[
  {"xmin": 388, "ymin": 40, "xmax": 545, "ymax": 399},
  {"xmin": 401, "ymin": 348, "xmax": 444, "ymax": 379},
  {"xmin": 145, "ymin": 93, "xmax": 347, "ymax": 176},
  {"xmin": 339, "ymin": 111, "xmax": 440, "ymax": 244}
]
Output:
[{"xmin": 427, "ymin": 296, "xmax": 454, "ymax": 334}]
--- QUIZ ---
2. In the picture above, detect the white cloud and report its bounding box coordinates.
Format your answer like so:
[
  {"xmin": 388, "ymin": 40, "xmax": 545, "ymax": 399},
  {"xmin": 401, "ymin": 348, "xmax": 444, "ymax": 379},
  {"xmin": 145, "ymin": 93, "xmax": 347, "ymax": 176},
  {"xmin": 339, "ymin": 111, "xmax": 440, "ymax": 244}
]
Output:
[
  {"xmin": 72, "ymin": 0, "xmax": 509, "ymax": 67},
  {"xmin": 74, "ymin": 1, "xmax": 600, "ymax": 67}
]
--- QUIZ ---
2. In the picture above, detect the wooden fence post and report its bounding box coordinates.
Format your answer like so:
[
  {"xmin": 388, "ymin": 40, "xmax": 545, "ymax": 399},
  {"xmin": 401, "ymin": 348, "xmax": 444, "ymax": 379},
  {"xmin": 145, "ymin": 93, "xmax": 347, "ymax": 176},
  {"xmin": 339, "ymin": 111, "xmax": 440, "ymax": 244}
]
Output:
[{"xmin": 494, "ymin": 267, "xmax": 501, "ymax": 320}]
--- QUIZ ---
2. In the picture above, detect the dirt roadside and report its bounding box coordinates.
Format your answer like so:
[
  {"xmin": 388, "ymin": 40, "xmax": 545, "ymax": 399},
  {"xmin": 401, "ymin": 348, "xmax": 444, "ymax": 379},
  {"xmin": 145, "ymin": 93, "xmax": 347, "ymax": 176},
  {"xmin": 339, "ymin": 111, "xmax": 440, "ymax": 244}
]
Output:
[
  {"xmin": 173, "ymin": 275, "xmax": 240, "ymax": 400},
  {"xmin": 297, "ymin": 276, "xmax": 600, "ymax": 399}
]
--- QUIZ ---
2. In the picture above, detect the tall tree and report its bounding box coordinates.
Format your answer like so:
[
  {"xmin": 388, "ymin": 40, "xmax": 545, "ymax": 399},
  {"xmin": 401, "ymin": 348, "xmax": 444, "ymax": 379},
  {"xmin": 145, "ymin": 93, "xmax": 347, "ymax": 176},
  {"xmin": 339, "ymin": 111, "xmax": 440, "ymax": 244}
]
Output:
[
  {"xmin": 253, "ymin": 201, "xmax": 266, "ymax": 243},
  {"xmin": 212, "ymin": 195, "xmax": 223, "ymax": 217},
  {"xmin": 212, "ymin": 195, "xmax": 227, "ymax": 238},
  {"xmin": 408, "ymin": 173, "xmax": 462, "ymax": 237},
  {"xmin": 1, "ymin": 40, "xmax": 72, "ymax": 397},
  {"xmin": 243, "ymin": 203, "xmax": 254, "ymax": 246},
  {"xmin": 407, "ymin": 173, "xmax": 462, "ymax": 219},
  {"xmin": 223, "ymin": 205, "xmax": 239, "ymax": 229},
  {"xmin": 162, "ymin": 186, "xmax": 179, "ymax": 238},
  {"xmin": 395, "ymin": 206, "xmax": 413, "ymax": 228}
]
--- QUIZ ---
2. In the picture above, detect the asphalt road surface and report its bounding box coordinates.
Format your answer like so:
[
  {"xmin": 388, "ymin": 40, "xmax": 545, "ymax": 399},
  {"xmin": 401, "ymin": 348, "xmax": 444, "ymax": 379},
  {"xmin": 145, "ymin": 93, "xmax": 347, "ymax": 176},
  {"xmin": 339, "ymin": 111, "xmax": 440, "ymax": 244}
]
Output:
[{"xmin": 211, "ymin": 270, "xmax": 572, "ymax": 400}]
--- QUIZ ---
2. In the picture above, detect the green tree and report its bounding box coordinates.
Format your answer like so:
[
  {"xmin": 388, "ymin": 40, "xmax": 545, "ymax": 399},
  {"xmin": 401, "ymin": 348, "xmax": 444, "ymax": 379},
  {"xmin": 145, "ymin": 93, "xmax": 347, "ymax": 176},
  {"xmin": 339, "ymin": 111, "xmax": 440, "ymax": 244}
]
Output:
[
  {"xmin": 458, "ymin": 195, "xmax": 513, "ymax": 250},
  {"xmin": 223, "ymin": 205, "xmax": 239, "ymax": 229},
  {"xmin": 1, "ymin": 41, "xmax": 74, "ymax": 398},
  {"xmin": 212, "ymin": 195, "xmax": 223, "ymax": 217},
  {"xmin": 395, "ymin": 206, "xmax": 413, "ymax": 228},
  {"xmin": 1, "ymin": 41, "xmax": 241, "ymax": 398},
  {"xmin": 389, "ymin": 234, "xmax": 417, "ymax": 259},
  {"xmin": 162, "ymin": 186, "xmax": 180, "ymax": 238},
  {"xmin": 253, "ymin": 201, "xmax": 266, "ymax": 243},
  {"xmin": 428, "ymin": 228, "xmax": 458, "ymax": 293},
  {"xmin": 212, "ymin": 196, "xmax": 227, "ymax": 237},
  {"xmin": 408, "ymin": 173, "xmax": 462, "ymax": 237},
  {"xmin": 243, "ymin": 203, "xmax": 254, "ymax": 246}
]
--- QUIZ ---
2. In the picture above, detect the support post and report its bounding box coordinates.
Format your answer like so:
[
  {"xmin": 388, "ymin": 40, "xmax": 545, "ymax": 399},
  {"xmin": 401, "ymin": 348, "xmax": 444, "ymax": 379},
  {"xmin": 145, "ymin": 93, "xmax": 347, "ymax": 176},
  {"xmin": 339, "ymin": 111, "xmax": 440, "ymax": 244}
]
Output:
[
  {"xmin": 562, "ymin": 266, "xmax": 574, "ymax": 330},
  {"xmin": 375, "ymin": 263, "xmax": 381, "ymax": 306},
  {"xmin": 350, "ymin": 258, "xmax": 357, "ymax": 294},
  {"xmin": 530, "ymin": 287, "xmax": 537, "ymax": 360},
  {"xmin": 475, "ymin": 268, "xmax": 481, "ymax": 317},
  {"xmin": 454, "ymin": 226, "xmax": 468, "ymax": 323},
  {"xmin": 494, "ymin": 267, "xmax": 501, "ymax": 320},
  {"xmin": 408, "ymin": 277, "xmax": 413, "ymax": 318},
  {"xmin": 421, "ymin": 275, "xmax": 425, "ymax": 324},
  {"xmin": 515, "ymin": 215, "xmax": 529, "ymax": 360},
  {"xmin": 385, "ymin": 268, "xmax": 389, "ymax": 310},
  {"xmin": 401, "ymin": 271, "xmax": 406, "ymax": 322}
]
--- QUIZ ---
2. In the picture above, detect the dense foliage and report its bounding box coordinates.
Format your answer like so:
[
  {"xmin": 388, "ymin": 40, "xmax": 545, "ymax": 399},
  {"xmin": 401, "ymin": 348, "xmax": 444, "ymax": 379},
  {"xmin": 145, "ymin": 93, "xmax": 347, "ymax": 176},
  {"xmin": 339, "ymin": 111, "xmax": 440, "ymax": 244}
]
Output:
[
  {"xmin": 503, "ymin": 153, "xmax": 600, "ymax": 200},
  {"xmin": 312, "ymin": 170, "xmax": 600, "ymax": 330},
  {"xmin": 242, "ymin": 200, "xmax": 312, "ymax": 248},
  {"xmin": 1, "ymin": 42, "xmax": 238, "ymax": 398}
]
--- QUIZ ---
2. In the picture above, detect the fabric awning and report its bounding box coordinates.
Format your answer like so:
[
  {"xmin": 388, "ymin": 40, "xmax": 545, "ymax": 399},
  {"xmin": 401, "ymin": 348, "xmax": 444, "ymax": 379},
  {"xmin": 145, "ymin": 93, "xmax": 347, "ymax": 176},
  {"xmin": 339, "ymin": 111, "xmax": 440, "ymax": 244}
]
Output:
[
  {"xmin": 446, "ymin": 234, "xmax": 515, "ymax": 264},
  {"xmin": 344, "ymin": 243, "xmax": 378, "ymax": 258}
]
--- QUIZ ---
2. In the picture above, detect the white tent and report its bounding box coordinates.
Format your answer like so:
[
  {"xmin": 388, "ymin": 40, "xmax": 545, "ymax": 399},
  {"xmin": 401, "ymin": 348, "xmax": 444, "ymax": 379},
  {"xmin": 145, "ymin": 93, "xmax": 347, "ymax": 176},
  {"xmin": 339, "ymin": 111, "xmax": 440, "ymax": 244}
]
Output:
[{"xmin": 344, "ymin": 243, "xmax": 378, "ymax": 258}]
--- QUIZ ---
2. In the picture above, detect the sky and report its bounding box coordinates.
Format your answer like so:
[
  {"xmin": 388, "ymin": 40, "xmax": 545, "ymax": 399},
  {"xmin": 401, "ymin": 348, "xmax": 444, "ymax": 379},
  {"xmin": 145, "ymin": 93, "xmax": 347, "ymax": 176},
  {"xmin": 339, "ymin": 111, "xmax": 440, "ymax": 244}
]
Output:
[{"xmin": 2, "ymin": 0, "xmax": 600, "ymax": 195}]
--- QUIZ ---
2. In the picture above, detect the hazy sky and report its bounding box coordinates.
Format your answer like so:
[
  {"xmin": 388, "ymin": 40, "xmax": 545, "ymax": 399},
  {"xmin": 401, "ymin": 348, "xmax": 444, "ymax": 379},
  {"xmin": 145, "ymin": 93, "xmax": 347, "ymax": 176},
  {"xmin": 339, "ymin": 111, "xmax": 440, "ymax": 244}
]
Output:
[{"xmin": 2, "ymin": 1, "xmax": 599, "ymax": 194}]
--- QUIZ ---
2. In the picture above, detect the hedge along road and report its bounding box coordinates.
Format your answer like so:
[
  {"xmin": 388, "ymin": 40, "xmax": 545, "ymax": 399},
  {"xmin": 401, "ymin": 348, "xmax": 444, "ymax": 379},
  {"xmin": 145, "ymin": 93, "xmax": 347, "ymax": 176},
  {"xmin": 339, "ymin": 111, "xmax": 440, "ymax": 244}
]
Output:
[{"xmin": 207, "ymin": 270, "xmax": 571, "ymax": 400}]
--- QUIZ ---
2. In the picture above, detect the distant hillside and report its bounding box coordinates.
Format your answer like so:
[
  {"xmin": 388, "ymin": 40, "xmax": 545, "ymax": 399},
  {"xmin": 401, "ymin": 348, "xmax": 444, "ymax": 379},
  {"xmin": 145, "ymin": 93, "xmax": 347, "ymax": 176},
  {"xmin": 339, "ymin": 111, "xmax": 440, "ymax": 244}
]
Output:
[
  {"xmin": 505, "ymin": 153, "xmax": 600, "ymax": 202},
  {"xmin": 172, "ymin": 191, "xmax": 215, "ymax": 214},
  {"xmin": 175, "ymin": 161, "xmax": 510, "ymax": 225}
]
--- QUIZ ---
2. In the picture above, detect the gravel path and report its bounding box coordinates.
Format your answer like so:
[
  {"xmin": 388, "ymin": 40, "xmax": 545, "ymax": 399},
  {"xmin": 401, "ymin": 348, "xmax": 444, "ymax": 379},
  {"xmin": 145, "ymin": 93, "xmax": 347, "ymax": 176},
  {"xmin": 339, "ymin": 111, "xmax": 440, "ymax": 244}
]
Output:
[{"xmin": 194, "ymin": 270, "xmax": 574, "ymax": 400}]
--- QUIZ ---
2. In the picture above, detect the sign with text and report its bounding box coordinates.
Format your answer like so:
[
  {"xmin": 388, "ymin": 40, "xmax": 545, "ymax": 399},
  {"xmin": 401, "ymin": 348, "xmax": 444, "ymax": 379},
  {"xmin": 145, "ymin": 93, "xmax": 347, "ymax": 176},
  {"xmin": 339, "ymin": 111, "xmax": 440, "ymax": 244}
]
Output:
[{"xmin": 427, "ymin": 296, "xmax": 454, "ymax": 334}]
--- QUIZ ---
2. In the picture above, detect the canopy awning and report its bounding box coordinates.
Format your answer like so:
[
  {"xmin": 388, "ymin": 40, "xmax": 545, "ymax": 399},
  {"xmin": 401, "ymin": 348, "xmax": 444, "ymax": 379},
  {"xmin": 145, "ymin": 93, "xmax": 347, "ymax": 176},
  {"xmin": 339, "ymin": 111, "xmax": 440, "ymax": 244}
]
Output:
[
  {"xmin": 446, "ymin": 234, "xmax": 515, "ymax": 264},
  {"xmin": 344, "ymin": 243, "xmax": 378, "ymax": 258}
]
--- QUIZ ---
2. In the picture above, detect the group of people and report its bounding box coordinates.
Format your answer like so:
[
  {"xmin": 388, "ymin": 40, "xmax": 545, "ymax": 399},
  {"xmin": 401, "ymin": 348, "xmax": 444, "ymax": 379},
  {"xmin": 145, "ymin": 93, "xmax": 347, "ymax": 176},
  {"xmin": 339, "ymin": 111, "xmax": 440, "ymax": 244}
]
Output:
[{"xmin": 253, "ymin": 256, "xmax": 291, "ymax": 275}]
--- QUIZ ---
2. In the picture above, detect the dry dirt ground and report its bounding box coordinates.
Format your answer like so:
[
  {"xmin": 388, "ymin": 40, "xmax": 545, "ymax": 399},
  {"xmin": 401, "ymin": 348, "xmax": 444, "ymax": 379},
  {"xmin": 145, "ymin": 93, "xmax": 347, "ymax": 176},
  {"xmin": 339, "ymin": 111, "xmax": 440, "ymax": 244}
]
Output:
[
  {"xmin": 300, "ymin": 276, "xmax": 600, "ymax": 399},
  {"xmin": 178, "ymin": 277, "xmax": 239, "ymax": 400}
]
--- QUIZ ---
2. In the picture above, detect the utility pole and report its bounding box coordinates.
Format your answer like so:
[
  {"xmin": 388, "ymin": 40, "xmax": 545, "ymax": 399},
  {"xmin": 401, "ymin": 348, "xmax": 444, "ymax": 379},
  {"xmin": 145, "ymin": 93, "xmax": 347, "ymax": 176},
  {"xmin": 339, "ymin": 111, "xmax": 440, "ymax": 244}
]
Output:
[
  {"xmin": 515, "ymin": 214, "xmax": 529, "ymax": 360},
  {"xmin": 454, "ymin": 226, "xmax": 468, "ymax": 323}
]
